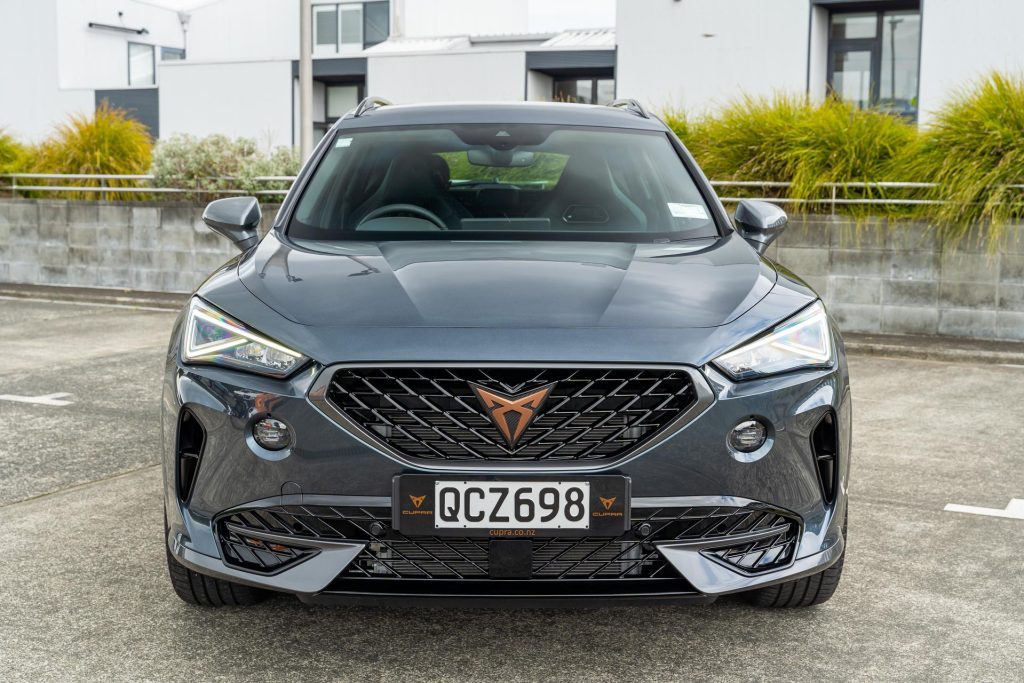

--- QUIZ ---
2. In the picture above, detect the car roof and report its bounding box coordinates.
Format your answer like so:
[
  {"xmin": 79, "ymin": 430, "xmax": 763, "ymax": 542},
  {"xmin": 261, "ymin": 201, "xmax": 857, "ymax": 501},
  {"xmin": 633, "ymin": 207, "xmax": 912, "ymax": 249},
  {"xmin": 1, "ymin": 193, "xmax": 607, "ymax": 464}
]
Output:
[{"xmin": 335, "ymin": 101, "xmax": 669, "ymax": 132}]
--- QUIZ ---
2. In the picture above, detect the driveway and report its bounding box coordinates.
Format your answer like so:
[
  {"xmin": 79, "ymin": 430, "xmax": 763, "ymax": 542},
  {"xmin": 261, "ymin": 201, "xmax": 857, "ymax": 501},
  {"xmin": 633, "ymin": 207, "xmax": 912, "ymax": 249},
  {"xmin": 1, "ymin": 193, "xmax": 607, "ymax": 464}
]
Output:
[{"xmin": 1, "ymin": 298, "xmax": 1021, "ymax": 682}]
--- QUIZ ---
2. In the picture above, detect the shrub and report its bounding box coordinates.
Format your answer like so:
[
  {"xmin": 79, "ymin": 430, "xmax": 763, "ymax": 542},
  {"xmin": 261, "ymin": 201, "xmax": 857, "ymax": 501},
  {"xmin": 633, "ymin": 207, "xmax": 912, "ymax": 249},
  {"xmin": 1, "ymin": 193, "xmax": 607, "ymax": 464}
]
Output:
[
  {"xmin": 30, "ymin": 103, "xmax": 152, "ymax": 199},
  {"xmin": 667, "ymin": 95, "xmax": 916, "ymax": 212},
  {"xmin": 659, "ymin": 108, "xmax": 700, "ymax": 149},
  {"xmin": 0, "ymin": 129, "xmax": 26, "ymax": 173},
  {"xmin": 900, "ymin": 72, "xmax": 1024, "ymax": 247},
  {"xmin": 152, "ymin": 133, "xmax": 298, "ymax": 201},
  {"xmin": 686, "ymin": 94, "xmax": 812, "ymax": 185},
  {"xmin": 783, "ymin": 99, "xmax": 917, "ymax": 211}
]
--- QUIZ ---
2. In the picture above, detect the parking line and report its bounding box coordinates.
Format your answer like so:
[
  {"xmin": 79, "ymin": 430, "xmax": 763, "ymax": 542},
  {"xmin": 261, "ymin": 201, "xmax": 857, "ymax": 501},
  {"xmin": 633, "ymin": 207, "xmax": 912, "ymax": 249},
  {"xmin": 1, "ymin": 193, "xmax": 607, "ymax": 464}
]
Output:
[
  {"xmin": 0, "ymin": 392, "xmax": 75, "ymax": 406},
  {"xmin": 944, "ymin": 498, "xmax": 1024, "ymax": 520}
]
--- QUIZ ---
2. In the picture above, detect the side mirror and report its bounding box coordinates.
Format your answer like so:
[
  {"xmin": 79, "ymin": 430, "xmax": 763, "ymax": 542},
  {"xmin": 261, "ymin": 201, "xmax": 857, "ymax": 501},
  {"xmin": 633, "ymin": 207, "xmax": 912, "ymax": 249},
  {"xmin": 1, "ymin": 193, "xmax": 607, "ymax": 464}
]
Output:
[
  {"xmin": 202, "ymin": 196, "xmax": 261, "ymax": 251},
  {"xmin": 734, "ymin": 199, "xmax": 787, "ymax": 255}
]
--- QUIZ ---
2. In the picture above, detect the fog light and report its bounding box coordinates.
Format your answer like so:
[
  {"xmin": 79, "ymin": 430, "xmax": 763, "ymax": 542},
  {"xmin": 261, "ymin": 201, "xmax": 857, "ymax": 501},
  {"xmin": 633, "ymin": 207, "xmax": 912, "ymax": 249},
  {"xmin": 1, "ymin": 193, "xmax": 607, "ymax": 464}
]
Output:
[
  {"xmin": 729, "ymin": 419, "xmax": 767, "ymax": 453},
  {"xmin": 253, "ymin": 417, "xmax": 291, "ymax": 450}
]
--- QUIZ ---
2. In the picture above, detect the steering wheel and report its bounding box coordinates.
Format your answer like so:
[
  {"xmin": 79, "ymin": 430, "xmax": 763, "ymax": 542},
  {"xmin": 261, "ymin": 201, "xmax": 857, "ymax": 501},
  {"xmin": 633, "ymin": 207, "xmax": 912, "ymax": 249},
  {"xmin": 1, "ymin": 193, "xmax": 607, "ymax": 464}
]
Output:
[{"xmin": 357, "ymin": 203, "xmax": 447, "ymax": 230}]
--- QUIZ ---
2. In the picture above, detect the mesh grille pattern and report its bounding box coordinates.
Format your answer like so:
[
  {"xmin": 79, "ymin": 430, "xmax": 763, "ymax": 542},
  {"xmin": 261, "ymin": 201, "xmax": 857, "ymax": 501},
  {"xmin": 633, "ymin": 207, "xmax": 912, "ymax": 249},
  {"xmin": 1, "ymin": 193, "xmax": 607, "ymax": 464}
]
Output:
[
  {"xmin": 218, "ymin": 504, "xmax": 799, "ymax": 578},
  {"xmin": 631, "ymin": 505, "xmax": 800, "ymax": 573},
  {"xmin": 347, "ymin": 536, "xmax": 670, "ymax": 580},
  {"xmin": 219, "ymin": 524, "xmax": 315, "ymax": 573},
  {"xmin": 324, "ymin": 367, "xmax": 698, "ymax": 461}
]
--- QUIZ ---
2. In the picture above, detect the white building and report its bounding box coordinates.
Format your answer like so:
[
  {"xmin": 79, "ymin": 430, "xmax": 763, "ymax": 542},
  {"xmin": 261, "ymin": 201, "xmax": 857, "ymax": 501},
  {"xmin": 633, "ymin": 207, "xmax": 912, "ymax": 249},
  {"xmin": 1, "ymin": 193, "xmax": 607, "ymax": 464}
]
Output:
[
  {"xmin": 616, "ymin": 0, "xmax": 1024, "ymax": 127},
  {"xmin": 1, "ymin": 0, "xmax": 1023, "ymax": 144},
  {"xmin": 0, "ymin": 0, "xmax": 185, "ymax": 141},
  {"xmin": 0, "ymin": 0, "xmax": 615, "ymax": 145}
]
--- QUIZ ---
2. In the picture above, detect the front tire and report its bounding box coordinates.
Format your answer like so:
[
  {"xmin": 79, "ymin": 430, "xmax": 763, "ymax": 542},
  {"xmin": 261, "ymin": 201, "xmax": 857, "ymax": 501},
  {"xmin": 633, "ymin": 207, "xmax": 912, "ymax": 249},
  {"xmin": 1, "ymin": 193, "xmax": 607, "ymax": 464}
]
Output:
[
  {"xmin": 744, "ymin": 506, "xmax": 846, "ymax": 608},
  {"xmin": 165, "ymin": 521, "xmax": 265, "ymax": 607},
  {"xmin": 743, "ymin": 552, "xmax": 844, "ymax": 607}
]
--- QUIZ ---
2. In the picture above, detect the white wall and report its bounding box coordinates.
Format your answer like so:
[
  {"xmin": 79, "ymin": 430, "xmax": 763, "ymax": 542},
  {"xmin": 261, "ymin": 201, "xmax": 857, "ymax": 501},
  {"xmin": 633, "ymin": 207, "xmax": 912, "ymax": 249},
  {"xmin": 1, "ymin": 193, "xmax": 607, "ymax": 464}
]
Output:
[
  {"xmin": 400, "ymin": 0, "xmax": 528, "ymax": 38},
  {"xmin": 368, "ymin": 50, "xmax": 526, "ymax": 102},
  {"xmin": 184, "ymin": 0, "xmax": 299, "ymax": 62},
  {"xmin": 158, "ymin": 60, "xmax": 293, "ymax": 145},
  {"xmin": 0, "ymin": 0, "xmax": 94, "ymax": 141},
  {"xmin": 526, "ymin": 69, "xmax": 553, "ymax": 102},
  {"xmin": 56, "ymin": 0, "xmax": 184, "ymax": 90},
  {"xmin": 398, "ymin": 0, "xmax": 614, "ymax": 39},
  {"xmin": 807, "ymin": 5, "xmax": 829, "ymax": 103},
  {"xmin": 917, "ymin": 0, "xmax": 1024, "ymax": 126},
  {"xmin": 616, "ymin": 0, "xmax": 810, "ymax": 114}
]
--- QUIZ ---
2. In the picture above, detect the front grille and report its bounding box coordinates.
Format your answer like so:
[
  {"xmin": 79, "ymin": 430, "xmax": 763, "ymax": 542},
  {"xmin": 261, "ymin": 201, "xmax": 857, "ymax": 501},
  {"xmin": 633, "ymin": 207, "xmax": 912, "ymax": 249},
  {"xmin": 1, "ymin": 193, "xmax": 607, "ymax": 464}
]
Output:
[
  {"xmin": 323, "ymin": 366, "xmax": 699, "ymax": 461},
  {"xmin": 217, "ymin": 503, "xmax": 799, "ymax": 578},
  {"xmin": 348, "ymin": 537, "xmax": 669, "ymax": 580}
]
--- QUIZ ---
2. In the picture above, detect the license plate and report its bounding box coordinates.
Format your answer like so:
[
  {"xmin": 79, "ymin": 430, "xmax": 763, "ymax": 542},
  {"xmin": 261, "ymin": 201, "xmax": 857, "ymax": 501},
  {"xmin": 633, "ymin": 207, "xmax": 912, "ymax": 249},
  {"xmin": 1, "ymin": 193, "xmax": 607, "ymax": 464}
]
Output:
[{"xmin": 394, "ymin": 475, "xmax": 629, "ymax": 538}]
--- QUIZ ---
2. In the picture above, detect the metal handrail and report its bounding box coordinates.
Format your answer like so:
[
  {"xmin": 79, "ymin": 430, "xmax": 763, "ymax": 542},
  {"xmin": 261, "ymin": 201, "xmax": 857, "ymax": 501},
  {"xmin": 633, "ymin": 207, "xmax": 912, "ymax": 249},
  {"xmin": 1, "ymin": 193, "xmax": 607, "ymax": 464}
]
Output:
[{"xmin": 3, "ymin": 174, "xmax": 1023, "ymax": 209}]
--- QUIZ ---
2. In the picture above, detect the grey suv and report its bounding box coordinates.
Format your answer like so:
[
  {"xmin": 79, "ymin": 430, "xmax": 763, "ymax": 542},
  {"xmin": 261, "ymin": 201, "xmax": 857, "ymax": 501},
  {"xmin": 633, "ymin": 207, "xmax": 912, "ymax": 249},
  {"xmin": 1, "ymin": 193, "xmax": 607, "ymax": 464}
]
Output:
[{"xmin": 163, "ymin": 98, "xmax": 849, "ymax": 609}]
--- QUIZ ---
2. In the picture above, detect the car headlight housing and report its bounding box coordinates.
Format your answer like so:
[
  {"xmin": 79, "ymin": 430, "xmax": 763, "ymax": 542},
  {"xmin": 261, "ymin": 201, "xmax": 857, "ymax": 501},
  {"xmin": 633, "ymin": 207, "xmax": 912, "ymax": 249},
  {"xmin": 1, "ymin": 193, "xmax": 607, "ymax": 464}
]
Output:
[
  {"xmin": 713, "ymin": 301, "xmax": 833, "ymax": 380},
  {"xmin": 182, "ymin": 298, "xmax": 307, "ymax": 378}
]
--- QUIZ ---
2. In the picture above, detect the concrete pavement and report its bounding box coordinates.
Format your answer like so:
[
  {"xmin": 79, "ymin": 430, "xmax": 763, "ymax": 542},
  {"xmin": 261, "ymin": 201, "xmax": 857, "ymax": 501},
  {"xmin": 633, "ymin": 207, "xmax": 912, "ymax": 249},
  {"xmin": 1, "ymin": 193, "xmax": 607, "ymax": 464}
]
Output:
[{"xmin": 0, "ymin": 299, "xmax": 1021, "ymax": 682}]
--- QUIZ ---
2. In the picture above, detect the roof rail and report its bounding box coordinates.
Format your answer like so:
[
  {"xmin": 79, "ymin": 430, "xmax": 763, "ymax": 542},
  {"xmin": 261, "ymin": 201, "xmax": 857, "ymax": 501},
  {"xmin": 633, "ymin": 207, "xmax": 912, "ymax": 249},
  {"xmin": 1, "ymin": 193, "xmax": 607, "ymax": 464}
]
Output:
[
  {"xmin": 608, "ymin": 98, "xmax": 650, "ymax": 119},
  {"xmin": 352, "ymin": 96, "xmax": 392, "ymax": 118}
]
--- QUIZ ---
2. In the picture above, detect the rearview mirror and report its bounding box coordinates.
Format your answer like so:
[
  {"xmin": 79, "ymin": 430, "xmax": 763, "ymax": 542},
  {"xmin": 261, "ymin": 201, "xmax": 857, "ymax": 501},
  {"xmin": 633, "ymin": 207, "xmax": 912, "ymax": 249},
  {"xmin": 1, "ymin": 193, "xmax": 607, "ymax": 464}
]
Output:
[
  {"xmin": 734, "ymin": 199, "xmax": 787, "ymax": 255},
  {"xmin": 467, "ymin": 148, "xmax": 535, "ymax": 167},
  {"xmin": 202, "ymin": 196, "xmax": 261, "ymax": 252}
]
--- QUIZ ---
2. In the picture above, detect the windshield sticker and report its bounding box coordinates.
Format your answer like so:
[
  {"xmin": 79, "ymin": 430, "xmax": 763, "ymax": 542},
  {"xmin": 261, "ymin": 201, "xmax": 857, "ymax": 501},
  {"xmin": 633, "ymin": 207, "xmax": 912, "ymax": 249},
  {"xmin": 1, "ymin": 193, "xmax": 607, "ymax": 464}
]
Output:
[
  {"xmin": 335, "ymin": 137, "xmax": 353, "ymax": 148},
  {"xmin": 668, "ymin": 202, "xmax": 708, "ymax": 219}
]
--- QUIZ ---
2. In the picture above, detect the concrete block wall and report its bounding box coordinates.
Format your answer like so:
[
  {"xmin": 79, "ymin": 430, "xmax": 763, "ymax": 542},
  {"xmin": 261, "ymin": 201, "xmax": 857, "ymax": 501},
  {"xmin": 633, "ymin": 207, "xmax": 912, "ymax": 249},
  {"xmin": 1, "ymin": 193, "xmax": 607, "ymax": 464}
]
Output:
[
  {"xmin": 762, "ymin": 215, "xmax": 1024, "ymax": 341},
  {"xmin": 1, "ymin": 199, "xmax": 1023, "ymax": 341},
  {"xmin": 0, "ymin": 200, "xmax": 277, "ymax": 293}
]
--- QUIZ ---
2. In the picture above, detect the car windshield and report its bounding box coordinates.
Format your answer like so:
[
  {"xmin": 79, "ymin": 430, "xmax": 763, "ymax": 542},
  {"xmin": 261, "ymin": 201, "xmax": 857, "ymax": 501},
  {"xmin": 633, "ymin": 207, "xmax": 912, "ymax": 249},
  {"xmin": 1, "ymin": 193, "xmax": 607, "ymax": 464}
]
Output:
[{"xmin": 287, "ymin": 124, "xmax": 720, "ymax": 242}]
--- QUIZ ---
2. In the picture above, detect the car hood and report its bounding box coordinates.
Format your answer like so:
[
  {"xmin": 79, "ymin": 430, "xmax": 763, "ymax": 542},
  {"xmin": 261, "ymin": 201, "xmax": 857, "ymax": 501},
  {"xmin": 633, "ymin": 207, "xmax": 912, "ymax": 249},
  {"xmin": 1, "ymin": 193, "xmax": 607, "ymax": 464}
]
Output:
[{"xmin": 237, "ymin": 231, "xmax": 776, "ymax": 329}]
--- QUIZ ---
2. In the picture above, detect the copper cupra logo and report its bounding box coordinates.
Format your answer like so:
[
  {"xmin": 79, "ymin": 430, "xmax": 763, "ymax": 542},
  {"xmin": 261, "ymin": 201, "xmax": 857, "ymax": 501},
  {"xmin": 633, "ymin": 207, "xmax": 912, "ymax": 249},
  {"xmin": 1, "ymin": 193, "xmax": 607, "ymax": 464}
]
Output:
[
  {"xmin": 470, "ymin": 383, "xmax": 556, "ymax": 449},
  {"xmin": 599, "ymin": 496, "xmax": 617, "ymax": 511},
  {"xmin": 409, "ymin": 494, "xmax": 426, "ymax": 509}
]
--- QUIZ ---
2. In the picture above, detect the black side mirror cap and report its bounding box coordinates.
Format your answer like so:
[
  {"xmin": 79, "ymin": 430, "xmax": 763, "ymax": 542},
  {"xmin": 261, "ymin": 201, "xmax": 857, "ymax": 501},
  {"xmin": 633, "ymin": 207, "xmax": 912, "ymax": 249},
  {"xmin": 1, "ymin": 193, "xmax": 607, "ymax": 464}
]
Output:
[
  {"xmin": 734, "ymin": 199, "xmax": 788, "ymax": 255},
  {"xmin": 202, "ymin": 196, "xmax": 261, "ymax": 252}
]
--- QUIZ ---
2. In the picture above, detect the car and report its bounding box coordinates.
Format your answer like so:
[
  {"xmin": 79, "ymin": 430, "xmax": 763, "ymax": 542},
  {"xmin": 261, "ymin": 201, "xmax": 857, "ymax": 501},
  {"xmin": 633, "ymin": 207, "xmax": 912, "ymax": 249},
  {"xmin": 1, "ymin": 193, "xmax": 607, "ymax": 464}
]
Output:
[{"xmin": 163, "ymin": 97, "xmax": 850, "ymax": 609}]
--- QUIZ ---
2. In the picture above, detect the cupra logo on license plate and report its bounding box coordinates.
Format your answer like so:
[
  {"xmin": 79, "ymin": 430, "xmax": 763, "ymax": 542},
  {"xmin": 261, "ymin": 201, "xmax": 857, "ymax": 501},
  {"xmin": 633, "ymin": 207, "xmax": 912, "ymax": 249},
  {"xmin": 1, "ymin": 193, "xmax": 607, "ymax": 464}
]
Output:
[{"xmin": 469, "ymin": 382, "xmax": 556, "ymax": 448}]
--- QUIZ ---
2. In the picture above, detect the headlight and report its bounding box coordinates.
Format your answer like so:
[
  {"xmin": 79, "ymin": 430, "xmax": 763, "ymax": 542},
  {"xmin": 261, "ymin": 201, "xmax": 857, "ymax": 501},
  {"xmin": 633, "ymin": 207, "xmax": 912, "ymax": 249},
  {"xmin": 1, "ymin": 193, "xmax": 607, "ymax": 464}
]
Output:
[
  {"xmin": 713, "ymin": 301, "xmax": 833, "ymax": 380},
  {"xmin": 182, "ymin": 298, "xmax": 307, "ymax": 377}
]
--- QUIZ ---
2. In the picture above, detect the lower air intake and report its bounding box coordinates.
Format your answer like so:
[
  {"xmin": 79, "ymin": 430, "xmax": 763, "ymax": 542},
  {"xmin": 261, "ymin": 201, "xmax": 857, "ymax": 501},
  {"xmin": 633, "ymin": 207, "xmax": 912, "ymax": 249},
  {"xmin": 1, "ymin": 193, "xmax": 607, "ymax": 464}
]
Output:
[
  {"xmin": 811, "ymin": 411, "xmax": 839, "ymax": 503},
  {"xmin": 175, "ymin": 409, "xmax": 205, "ymax": 502}
]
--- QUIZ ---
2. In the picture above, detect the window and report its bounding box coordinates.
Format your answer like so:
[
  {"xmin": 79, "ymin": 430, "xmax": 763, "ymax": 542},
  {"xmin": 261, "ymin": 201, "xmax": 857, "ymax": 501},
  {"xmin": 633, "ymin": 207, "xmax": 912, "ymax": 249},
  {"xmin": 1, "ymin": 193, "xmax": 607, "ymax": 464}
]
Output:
[
  {"xmin": 289, "ymin": 124, "xmax": 719, "ymax": 242},
  {"xmin": 313, "ymin": 2, "xmax": 388, "ymax": 53},
  {"xmin": 326, "ymin": 84, "xmax": 361, "ymax": 119},
  {"xmin": 827, "ymin": 8, "xmax": 921, "ymax": 119},
  {"xmin": 363, "ymin": 1, "xmax": 389, "ymax": 48},
  {"xmin": 160, "ymin": 46, "xmax": 185, "ymax": 61},
  {"xmin": 128, "ymin": 42, "xmax": 155, "ymax": 86},
  {"xmin": 340, "ymin": 5, "xmax": 363, "ymax": 48},
  {"xmin": 553, "ymin": 78, "xmax": 615, "ymax": 105},
  {"xmin": 314, "ymin": 5, "xmax": 339, "ymax": 53}
]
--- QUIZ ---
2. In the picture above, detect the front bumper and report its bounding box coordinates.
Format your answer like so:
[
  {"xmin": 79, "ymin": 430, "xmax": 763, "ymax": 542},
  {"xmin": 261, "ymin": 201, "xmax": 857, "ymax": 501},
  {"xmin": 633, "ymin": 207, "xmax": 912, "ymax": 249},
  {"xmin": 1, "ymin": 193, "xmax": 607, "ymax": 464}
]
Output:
[{"xmin": 163, "ymin": 345, "xmax": 850, "ymax": 603}]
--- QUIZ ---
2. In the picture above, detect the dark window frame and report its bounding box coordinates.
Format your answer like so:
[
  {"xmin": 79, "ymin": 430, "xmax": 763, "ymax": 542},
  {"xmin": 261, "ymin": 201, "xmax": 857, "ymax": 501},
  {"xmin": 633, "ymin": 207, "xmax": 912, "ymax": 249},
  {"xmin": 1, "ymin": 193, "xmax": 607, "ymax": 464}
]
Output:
[
  {"xmin": 552, "ymin": 76, "xmax": 615, "ymax": 105},
  {"xmin": 313, "ymin": 2, "xmax": 389, "ymax": 53},
  {"xmin": 825, "ymin": 5, "xmax": 921, "ymax": 120},
  {"xmin": 127, "ymin": 41, "xmax": 156, "ymax": 86},
  {"xmin": 160, "ymin": 46, "xmax": 186, "ymax": 61}
]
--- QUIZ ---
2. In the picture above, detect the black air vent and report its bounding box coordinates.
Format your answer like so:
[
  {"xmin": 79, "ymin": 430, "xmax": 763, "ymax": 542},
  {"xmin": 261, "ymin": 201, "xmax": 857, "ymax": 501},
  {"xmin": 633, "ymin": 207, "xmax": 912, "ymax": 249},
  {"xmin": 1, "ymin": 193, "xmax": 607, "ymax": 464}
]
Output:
[
  {"xmin": 811, "ymin": 411, "xmax": 838, "ymax": 503},
  {"xmin": 176, "ymin": 408, "xmax": 205, "ymax": 502}
]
